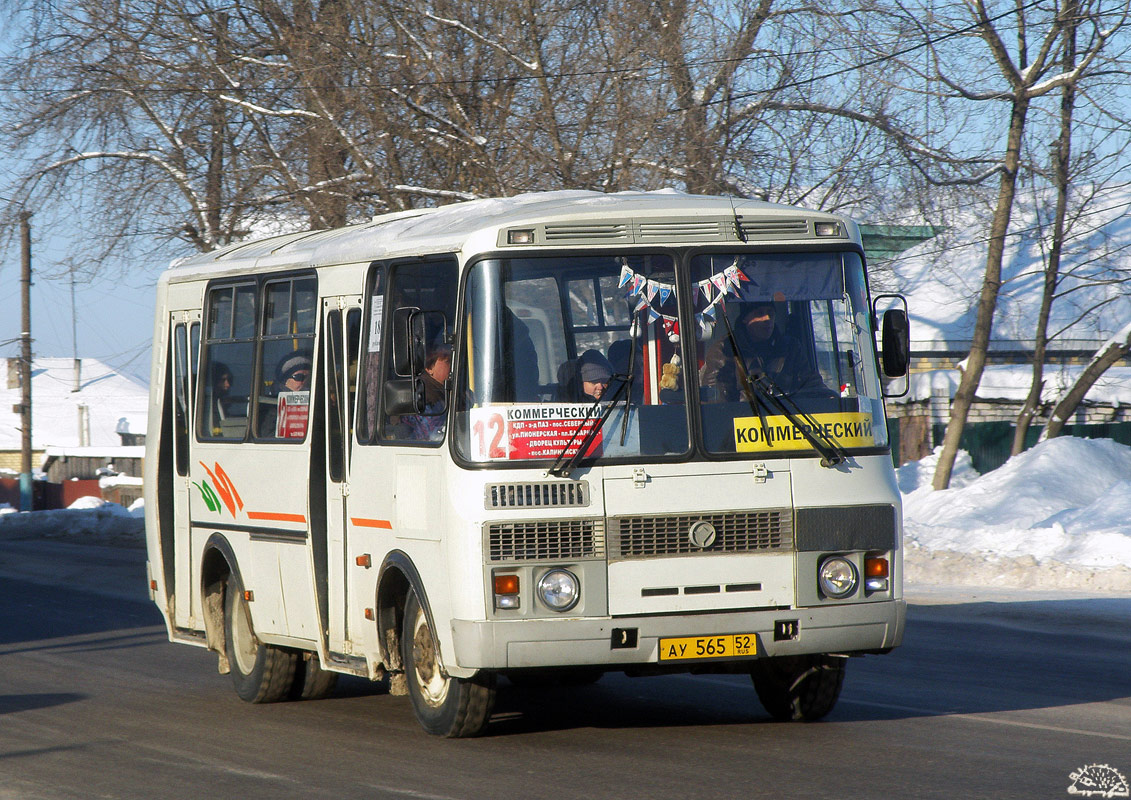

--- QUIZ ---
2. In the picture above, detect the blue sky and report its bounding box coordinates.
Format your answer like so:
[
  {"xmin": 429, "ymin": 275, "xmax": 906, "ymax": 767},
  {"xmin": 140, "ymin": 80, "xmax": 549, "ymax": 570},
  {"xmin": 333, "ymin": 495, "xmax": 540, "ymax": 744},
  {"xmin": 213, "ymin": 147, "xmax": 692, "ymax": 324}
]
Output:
[
  {"xmin": 0, "ymin": 18, "xmax": 160, "ymax": 383},
  {"xmin": 0, "ymin": 213, "xmax": 162, "ymax": 383}
]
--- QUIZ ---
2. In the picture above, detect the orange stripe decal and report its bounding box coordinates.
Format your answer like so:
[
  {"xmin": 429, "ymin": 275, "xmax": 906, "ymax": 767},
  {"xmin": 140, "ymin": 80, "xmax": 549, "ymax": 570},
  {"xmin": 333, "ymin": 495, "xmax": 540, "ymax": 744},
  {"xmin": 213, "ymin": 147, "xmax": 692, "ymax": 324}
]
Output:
[
  {"xmin": 351, "ymin": 517, "xmax": 393, "ymax": 529},
  {"xmin": 247, "ymin": 511, "xmax": 307, "ymax": 523}
]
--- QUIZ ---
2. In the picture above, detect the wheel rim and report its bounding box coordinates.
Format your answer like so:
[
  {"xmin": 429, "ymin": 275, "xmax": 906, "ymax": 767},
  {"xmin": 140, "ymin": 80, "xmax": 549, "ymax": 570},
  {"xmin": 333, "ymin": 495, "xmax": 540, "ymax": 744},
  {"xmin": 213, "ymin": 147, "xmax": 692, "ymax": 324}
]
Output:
[
  {"xmin": 410, "ymin": 606, "xmax": 450, "ymax": 707},
  {"xmin": 231, "ymin": 590, "xmax": 259, "ymax": 675}
]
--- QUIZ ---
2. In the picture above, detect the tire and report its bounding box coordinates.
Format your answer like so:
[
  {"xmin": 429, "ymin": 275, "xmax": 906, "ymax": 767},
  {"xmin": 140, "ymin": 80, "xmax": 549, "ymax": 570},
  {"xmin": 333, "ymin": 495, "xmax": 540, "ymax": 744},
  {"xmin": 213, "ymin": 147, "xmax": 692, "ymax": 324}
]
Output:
[
  {"xmin": 750, "ymin": 654, "xmax": 846, "ymax": 722},
  {"xmin": 402, "ymin": 592, "xmax": 495, "ymax": 737},
  {"xmin": 291, "ymin": 652, "xmax": 339, "ymax": 701},
  {"xmin": 224, "ymin": 574, "xmax": 298, "ymax": 703}
]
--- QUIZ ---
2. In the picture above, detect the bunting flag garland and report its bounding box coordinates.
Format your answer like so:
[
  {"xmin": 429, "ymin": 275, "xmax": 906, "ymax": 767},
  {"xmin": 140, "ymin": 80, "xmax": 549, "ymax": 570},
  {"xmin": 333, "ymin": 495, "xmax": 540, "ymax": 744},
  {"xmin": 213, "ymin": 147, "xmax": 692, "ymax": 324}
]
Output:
[{"xmin": 619, "ymin": 260, "xmax": 751, "ymax": 338}]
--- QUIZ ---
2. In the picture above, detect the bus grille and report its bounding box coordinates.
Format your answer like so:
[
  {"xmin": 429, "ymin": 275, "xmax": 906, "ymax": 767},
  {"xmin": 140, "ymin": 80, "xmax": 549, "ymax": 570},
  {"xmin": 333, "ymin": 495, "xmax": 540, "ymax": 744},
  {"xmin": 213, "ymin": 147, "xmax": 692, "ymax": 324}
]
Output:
[
  {"xmin": 636, "ymin": 220, "xmax": 727, "ymax": 241},
  {"xmin": 544, "ymin": 223, "xmax": 630, "ymax": 242},
  {"xmin": 737, "ymin": 218, "xmax": 810, "ymax": 238},
  {"xmin": 608, "ymin": 510, "xmax": 792, "ymax": 559},
  {"xmin": 487, "ymin": 519, "xmax": 605, "ymax": 561},
  {"xmin": 485, "ymin": 481, "xmax": 590, "ymax": 509}
]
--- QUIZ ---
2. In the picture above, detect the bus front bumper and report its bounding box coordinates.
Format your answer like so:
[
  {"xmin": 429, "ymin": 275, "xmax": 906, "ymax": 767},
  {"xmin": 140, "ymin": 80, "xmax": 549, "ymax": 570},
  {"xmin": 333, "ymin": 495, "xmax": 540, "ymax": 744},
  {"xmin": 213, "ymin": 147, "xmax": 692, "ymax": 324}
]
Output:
[{"xmin": 450, "ymin": 599, "xmax": 905, "ymax": 671}]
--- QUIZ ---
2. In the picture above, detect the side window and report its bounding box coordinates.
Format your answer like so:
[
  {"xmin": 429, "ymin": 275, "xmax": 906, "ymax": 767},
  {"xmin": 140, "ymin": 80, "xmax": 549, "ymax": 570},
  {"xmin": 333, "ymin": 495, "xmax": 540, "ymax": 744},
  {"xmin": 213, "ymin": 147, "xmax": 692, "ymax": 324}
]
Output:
[
  {"xmin": 346, "ymin": 308, "xmax": 361, "ymax": 456},
  {"xmin": 358, "ymin": 266, "xmax": 386, "ymax": 443},
  {"xmin": 172, "ymin": 324, "xmax": 190, "ymax": 475},
  {"xmin": 380, "ymin": 259, "xmax": 457, "ymax": 443},
  {"xmin": 255, "ymin": 276, "xmax": 317, "ymax": 440},
  {"xmin": 325, "ymin": 309, "xmax": 345, "ymax": 482},
  {"xmin": 198, "ymin": 284, "xmax": 256, "ymax": 440},
  {"xmin": 190, "ymin": 322, "xmax": 200, "ymax": 392}
]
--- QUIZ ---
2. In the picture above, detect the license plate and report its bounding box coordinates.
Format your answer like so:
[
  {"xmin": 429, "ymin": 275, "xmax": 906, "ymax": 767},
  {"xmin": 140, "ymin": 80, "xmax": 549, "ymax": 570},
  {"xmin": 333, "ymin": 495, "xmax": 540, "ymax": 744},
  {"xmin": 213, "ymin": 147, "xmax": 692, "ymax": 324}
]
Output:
[{"xmin": 658, "ymin": 633, "xmax": 758, "ymax": 661}]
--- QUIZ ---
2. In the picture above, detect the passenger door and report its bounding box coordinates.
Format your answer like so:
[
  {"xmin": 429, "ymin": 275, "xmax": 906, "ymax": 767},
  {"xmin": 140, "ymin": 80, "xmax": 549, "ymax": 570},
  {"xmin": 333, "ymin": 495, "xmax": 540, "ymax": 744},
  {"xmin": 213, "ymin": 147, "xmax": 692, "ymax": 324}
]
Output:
[
  {"xmin": 321, "ymin": 296, "xmax": 363, "ymax": 654},
  {"xmin": 169, "ymin": 311, "xmax": 200, "ymax": 628}
]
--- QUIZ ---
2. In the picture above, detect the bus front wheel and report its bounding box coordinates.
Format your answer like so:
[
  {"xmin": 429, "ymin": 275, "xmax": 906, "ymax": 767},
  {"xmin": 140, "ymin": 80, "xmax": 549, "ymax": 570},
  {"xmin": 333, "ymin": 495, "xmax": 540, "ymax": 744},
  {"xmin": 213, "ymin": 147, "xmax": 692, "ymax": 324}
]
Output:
[
  {"xmin": 750, "ymin": 654, "xmax": 846, "ymax": 722},
  {"xmin": 402, "ymin": 592, "xmax": 495, "ymax": 737},
  {"xmin": 224, "ymin": 574, "xmax": 298, "ymax": 703}
]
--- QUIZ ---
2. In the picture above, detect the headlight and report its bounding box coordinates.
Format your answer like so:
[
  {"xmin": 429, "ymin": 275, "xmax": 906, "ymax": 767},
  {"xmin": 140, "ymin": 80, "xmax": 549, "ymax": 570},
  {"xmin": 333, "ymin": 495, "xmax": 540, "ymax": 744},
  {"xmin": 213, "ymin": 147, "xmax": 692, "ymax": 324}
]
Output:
[
  {"xmin": 818, "ymin": 557, "xmax": 857, "ymax": 599},
  {"xmin": 537, "ymin": 569, "xmax": 580, "ymax": 612}
]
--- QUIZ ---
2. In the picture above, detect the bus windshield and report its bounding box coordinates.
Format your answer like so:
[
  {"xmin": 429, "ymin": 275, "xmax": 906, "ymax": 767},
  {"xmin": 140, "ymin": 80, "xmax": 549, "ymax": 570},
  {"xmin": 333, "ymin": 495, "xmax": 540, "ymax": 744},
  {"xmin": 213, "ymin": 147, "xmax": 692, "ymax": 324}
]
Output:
[
  {"xmin": 691, "ymin": 251, "xmax": 887, "ymax": 455},
  {"xmin": 453, "ymin": 250, "xmax": 886, "ymax": 466}
]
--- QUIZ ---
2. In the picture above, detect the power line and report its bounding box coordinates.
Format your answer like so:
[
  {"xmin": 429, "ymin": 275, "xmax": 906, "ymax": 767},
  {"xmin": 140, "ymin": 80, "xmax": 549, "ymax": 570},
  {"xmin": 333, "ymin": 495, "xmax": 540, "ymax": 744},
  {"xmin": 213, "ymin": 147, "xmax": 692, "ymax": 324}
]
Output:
[{"xmin": 718, "ymin": 0, "xmax": 1049, "ymax": 109}]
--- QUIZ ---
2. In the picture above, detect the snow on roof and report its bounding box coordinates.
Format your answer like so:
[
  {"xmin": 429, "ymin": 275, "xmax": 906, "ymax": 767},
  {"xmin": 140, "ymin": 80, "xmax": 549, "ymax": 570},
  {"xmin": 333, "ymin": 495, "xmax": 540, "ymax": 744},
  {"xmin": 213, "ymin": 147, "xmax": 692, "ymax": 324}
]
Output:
[
  {"xmin": 43, "ymin": 445, "xmax": 146, "ymax": 459},
  {"xmin": 0, "ymin": 358, "xmax": 149, "ymax": 452},
  {"xmin": 167, "ymin": 189, "xmax": 854, "ymax": 278},
  {"xmin": 890, "ymin": 184, "xmax": 1131, "ymax": 352},
  {"xmin": 899, "ymin": 364, "xmax": 1131, "ymax": 404}
]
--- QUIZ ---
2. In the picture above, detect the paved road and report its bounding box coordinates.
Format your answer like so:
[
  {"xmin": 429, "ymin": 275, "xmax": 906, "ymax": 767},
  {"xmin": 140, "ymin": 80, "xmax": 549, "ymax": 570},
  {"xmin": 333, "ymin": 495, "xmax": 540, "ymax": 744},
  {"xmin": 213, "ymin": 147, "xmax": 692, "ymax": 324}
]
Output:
[{"xmin": 1, "ymin": 536, "xmax": 1129, "ymax": 799}]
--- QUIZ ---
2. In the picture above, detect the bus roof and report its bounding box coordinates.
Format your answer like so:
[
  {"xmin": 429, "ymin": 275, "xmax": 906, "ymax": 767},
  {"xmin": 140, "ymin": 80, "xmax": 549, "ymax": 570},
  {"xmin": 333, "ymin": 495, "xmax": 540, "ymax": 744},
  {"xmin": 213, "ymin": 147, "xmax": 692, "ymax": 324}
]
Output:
[{"xmin": 165, "ymin": 190, "xmax": 858, "ymax": 280}]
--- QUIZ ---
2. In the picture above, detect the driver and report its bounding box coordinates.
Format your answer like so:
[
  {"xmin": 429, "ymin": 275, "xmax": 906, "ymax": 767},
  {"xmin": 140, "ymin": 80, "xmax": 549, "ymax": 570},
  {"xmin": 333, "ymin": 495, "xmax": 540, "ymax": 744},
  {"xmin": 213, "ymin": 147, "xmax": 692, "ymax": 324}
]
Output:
[{"xmin": 699, "ymin": 301, "xmax": 826, "ymax": 399}]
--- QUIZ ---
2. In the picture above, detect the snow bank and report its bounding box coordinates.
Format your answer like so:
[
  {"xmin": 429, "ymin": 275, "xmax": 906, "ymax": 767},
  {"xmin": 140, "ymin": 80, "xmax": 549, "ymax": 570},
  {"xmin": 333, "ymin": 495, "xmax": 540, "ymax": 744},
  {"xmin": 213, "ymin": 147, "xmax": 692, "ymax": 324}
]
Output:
[
  {"xmin": 0, "ymin": 497, "xmax": 144, "ymax": 546},
  {"xmin": 901, "ymin": 437, "xmax": 1131, "ymax": 591}
]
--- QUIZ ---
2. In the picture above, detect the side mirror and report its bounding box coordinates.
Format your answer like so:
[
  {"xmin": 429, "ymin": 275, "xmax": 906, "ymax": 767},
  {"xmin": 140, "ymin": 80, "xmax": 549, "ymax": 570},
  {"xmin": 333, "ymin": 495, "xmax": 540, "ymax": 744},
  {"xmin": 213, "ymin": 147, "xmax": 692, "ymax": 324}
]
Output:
[
  {"xmin": 391, "ymin": 307, "xmax": 425, "ymax": 377},
  {"xmin": 383, "ymin": 377, "xmax": 425, "ymax": 416},
  {"xmin": 881, "ymin": 308, "xmax": 910, "ymax": 377}
]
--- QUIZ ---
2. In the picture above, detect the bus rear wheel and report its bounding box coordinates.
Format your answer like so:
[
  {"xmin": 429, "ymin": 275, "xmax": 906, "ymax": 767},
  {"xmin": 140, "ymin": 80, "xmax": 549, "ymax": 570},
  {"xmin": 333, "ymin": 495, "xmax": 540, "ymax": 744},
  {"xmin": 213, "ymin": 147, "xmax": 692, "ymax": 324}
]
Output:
[
  {"xmin": 291, "ymin": 652, "xmax": 338, "ymax": 701},
  {"xmin": 224, "ymin": 574, "xmax": 297, "ymax": 703},
  {"xmin": 750, "ymin": 654, "xmax": 846, "ymax": 722},
  {"xmin": 402, "ymin": 592, "xmax": 495, "ymax": 737}
]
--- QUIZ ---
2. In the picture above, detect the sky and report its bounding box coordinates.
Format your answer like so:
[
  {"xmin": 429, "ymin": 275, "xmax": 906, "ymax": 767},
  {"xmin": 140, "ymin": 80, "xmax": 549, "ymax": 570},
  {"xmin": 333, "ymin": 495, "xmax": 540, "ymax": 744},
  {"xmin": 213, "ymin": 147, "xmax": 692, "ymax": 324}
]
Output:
[{"xmin": 0, "ymin": 222, "xmax": 164, "ymax": 382}]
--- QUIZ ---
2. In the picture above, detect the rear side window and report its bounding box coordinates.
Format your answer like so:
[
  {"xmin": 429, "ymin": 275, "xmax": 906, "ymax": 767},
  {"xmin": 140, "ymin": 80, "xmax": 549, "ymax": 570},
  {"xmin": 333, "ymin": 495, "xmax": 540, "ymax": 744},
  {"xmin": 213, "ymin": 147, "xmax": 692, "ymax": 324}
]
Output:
[
  {"xmin": 255, "ymin": 277, "xmax": 317, "ymax": 440},
  {"xmin": 196, "ymin": 274, "xmax": 317, "ymax": 442},
  {"xmin": 198, "ymin": 284, "xmax": 257, "ymax": 440}
]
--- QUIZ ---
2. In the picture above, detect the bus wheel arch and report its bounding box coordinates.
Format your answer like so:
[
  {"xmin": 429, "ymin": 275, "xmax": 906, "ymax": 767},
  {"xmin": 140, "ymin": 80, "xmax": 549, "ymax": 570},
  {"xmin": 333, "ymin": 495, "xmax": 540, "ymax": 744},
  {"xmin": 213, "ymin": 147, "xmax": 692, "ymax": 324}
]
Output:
[
  {"xmin": 200, "ymin": 534, "xmax": 237, "ymax": 674},
  {"xmin": 374, "ymin": 551, "xmax": 428, "ymax": 693}
]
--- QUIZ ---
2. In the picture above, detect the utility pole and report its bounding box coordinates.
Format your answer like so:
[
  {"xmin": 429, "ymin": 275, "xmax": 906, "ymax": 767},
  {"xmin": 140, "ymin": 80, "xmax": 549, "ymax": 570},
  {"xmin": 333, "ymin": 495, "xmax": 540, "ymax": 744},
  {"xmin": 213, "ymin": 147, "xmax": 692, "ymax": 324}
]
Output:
[
  {"xmin": 19, "ymin": 211, "xmax": 33, "ymax": 511},
  {"xmin": 71, "ymin": 270, "xmax": 81, "ymax": 391}
]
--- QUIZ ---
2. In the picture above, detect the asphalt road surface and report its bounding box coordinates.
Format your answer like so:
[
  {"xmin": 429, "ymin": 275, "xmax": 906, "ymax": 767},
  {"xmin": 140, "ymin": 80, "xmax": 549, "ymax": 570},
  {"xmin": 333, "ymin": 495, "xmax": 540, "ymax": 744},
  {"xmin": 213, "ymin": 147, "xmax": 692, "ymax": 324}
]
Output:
[{"xmin": 1, "ymin": 535, "xmax": 1129, "ymax": 800}]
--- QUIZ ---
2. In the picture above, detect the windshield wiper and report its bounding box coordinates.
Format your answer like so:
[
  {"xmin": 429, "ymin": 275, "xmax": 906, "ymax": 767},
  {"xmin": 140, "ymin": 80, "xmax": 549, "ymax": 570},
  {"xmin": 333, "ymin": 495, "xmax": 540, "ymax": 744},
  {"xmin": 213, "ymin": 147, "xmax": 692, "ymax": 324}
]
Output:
[
  {"xmin": 749, "ymin": 370, "xmax": 846, "ymax": 467},
  {"xmin": 547, "ymin": 373, "xmax": 632, "ymax": 478},
  {"xmin": 720, "ymin": 312, "xmax": 845, "ymax": 468}
]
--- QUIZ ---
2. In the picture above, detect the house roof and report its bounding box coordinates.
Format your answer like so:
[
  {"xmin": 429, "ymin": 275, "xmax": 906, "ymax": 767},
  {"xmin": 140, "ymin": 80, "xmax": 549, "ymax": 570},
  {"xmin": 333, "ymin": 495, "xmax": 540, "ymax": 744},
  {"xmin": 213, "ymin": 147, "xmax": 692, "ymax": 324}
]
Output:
[
  {"xmin": 889, "ymin": 185, "xmax": 1131, "ymax": 353},
  {"xmin": 0, "ymin": 358, "xmax": 149, "ymax": 452}
]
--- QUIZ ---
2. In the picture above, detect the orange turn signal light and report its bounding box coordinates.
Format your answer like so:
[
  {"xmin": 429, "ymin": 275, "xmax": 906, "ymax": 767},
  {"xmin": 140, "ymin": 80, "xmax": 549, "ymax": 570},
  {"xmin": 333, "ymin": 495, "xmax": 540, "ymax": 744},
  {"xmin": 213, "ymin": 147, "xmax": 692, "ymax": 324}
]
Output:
[
  {"xmin": 494, "ymin": 574, "xmax": 520, "ymax": 595},
  {"xmin": 865, "ymin": 557, "xmax": 889, "ymax": 578}
]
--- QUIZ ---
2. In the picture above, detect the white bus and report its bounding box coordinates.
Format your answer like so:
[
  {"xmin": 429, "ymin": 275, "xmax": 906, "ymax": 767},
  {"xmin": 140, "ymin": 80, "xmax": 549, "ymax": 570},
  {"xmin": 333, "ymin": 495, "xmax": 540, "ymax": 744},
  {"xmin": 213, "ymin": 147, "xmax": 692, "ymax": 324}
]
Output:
[{"xmin": 144, "ymin": 190, "xmax": 910, "ymax": 737}]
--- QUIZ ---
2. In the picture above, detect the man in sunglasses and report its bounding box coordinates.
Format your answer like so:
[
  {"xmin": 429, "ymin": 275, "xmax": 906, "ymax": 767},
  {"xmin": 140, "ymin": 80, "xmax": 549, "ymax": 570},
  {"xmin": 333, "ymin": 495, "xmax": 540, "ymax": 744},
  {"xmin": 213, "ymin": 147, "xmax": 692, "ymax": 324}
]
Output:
[{"xmin": 259, "ymin": 351, "xmax": 313, "ymax": 437}]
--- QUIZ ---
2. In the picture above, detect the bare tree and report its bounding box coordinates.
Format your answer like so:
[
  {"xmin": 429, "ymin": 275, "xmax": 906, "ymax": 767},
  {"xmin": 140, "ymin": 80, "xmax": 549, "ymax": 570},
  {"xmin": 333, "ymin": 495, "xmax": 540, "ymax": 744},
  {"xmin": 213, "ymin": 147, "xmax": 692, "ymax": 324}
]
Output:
[
  {"xmin": 1011, "ymin": 0, "xmax": 1131, "ymax": 454},
  {"xmin": 1011, "ymin": 0, "xmax": 1081, "ymax": 454},
  {"xmin": 1040, "ymin": 320, "xmax": 1131, "ymax": 438},
  {"xmin": 922, "ymin": 0, "xmax": 1125, "ymax": 489}
]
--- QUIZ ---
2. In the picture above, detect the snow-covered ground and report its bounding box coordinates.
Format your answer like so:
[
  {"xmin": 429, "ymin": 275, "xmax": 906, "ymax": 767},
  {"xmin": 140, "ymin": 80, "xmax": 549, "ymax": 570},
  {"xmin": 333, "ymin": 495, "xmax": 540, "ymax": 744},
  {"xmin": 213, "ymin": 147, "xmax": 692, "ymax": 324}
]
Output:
[
  {"xmin": 0, "ymin": 494, "xmax": 144, "ymax": 547},
  {"xmin": 900, "ymin": 437, "xmax": 1131, "ymax": 593},
  {"xmin": 3, "ymin": 435, "xmax": 1130, "ymax": 593}
]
